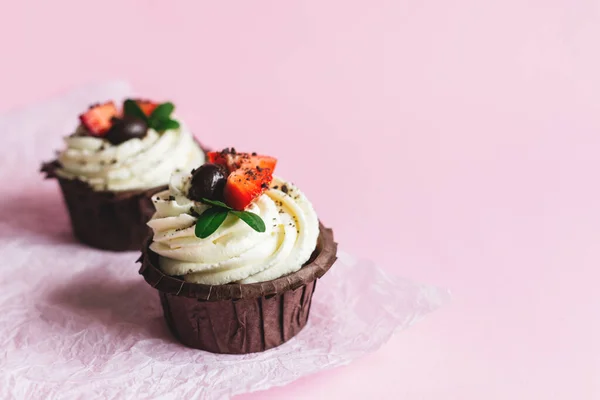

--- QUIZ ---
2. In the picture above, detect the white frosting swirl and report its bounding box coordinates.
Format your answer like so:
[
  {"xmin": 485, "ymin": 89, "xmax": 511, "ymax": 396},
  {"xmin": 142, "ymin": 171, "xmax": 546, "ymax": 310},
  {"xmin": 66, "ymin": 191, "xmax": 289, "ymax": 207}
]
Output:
[
  {"xmin": 55, "ymin": 119, "xmax": 205, "ymax": 191},
  {"xmin": 147, "ymin": 171, "xmax": 320, "ymax": 285}
]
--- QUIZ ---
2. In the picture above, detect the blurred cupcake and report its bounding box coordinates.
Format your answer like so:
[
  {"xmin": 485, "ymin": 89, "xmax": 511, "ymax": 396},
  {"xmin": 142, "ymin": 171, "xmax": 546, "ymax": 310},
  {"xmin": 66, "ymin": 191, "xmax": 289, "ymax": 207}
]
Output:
[
  {"xmin": 42, "ymin": 99, "xmax": 206, "ymax": 251},
  {"xmin": 139, "ymin": 148, "xmax": 337, "ymax": 353}
]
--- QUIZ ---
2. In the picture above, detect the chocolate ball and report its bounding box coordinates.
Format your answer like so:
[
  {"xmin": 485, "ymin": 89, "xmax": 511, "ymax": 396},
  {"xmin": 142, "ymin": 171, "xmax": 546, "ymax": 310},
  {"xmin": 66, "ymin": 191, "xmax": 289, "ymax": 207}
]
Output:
[
  {"xmin": 188, "ymin": 164, "xmax": 228, "ymax": 201},
  {"xmin": 105, "ymin": 116, "xmax": 148, "ymax": 145}
]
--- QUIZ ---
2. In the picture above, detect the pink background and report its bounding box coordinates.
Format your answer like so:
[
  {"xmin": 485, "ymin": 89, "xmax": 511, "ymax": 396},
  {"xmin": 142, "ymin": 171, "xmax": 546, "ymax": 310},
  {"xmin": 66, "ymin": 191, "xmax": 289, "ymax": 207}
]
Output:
[{"xmin": 2, "ymin": 1, "xmax": 599, "ymax": 398}]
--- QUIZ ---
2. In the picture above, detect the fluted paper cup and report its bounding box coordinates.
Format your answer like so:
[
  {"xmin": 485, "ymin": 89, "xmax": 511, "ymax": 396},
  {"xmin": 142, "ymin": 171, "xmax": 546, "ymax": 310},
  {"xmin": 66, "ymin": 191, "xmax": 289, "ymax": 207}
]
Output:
[
  {"xmin": 41, "ymin": 140, "xmax": 209, "ymax": 252},
  {"xmin": 139, "ymin": 223, "xmax": 338, "ymax": 354},
  {"xmin": 41, "ymin": 160, "xmax": 164, "ymax": 251}
]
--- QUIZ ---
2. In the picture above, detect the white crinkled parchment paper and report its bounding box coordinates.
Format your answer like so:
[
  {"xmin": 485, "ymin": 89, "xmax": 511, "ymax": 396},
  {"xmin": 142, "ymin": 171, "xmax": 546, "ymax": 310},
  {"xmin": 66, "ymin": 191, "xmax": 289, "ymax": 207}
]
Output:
[{"xmin": 0, "ymin": 83, "xmax": 450, "ymax": 400}]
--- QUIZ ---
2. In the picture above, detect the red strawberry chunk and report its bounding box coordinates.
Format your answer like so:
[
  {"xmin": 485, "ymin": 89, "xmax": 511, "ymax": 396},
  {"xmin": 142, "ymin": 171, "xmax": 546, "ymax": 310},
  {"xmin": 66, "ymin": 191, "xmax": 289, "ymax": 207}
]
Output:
[
  {"xmin": 208, "ymin": 149, "xmax": 277, "ymax": 173},
  {"xmin": 135, "ymin": 99, "xmax": 158, "ymax": 116},
  {"xmin": 208, "ymin": 149, "xmax": 277, "ymax": 210},
  {"xmin": 224, "ymin": 164, "xmax": 274, "ymax": 210},
  {"xmin": 79, "ymin": 102, "xmax": 118, "ymax": 135}
]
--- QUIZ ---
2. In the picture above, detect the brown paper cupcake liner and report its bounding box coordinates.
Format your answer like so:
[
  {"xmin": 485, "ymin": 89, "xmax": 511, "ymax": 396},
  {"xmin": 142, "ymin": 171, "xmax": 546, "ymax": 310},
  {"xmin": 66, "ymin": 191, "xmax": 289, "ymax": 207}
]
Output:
[
  {"xmin": 42, "ymin": 160, "xmax": 165, "ymax": 251},
  {"xmin": 41, "ymin": 139, "xmax": 210, "ymax": 252},
  {"xmin": 139, "ymin": 223, "xmax": 338, "ymax": 354}
]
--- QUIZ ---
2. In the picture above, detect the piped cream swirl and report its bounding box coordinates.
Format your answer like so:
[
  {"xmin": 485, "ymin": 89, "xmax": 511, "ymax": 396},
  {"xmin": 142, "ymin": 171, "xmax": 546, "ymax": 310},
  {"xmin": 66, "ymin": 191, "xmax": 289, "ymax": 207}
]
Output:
[
  {"xmin": 55, "ymin": 119, "xmax": 205, "ymax": 191},
  {"xmin": 147, "ymin": 171, "xmax": 320, "ymax": 285}
]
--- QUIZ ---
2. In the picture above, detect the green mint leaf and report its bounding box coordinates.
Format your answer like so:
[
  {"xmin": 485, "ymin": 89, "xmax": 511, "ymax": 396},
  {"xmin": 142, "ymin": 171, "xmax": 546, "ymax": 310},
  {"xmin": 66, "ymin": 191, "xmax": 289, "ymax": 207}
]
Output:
[
  {"xmin": 153, "ymin": 119, "xmax": 180, "ymax": 132},
  {"xmin": 200, "ymin": 198, "xmax": 232, "ymax": 210},
  {"xmin": 195, "ymin": 207, "xmax": 229, "ymax": 239},
  {"xmin": 231, "ymin": 211, "xmax": 266, "ymax": 232},
  {"xmin": 149, "ymin": 102, "xmax": 175, "ymax": 125},
  {"xmin": 163, "ymin": 119, "xmax": 180, "ymax": 130},
  {"xmin": 123, "ymin": 99, "xmax": 148, "ymax": 122}
]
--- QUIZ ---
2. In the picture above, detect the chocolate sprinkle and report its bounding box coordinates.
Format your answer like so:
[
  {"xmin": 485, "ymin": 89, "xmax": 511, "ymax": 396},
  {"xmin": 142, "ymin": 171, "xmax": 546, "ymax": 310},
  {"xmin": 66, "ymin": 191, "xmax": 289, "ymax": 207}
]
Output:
[{"xmin": 281, "ymin": 184, "xmax": 289, "ymax": 194}]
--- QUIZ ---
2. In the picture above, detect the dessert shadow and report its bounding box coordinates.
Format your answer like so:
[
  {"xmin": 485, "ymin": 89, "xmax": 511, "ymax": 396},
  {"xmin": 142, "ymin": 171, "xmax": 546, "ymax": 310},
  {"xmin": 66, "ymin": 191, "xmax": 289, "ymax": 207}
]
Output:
[
  {"xmin": 0, "ymin": 190, "xmax": 76, "ymax": 244},
  {"xmin": 43, "ymin": 267, "xmax": 176, "ymax": 343}
]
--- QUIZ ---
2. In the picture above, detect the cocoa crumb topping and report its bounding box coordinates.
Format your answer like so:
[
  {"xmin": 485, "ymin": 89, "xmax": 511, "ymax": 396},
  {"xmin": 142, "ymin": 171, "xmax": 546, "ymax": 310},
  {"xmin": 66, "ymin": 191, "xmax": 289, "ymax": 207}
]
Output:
[{"xmin": 281, "ymin": 184, "xmax": 289, "ymax": 194}]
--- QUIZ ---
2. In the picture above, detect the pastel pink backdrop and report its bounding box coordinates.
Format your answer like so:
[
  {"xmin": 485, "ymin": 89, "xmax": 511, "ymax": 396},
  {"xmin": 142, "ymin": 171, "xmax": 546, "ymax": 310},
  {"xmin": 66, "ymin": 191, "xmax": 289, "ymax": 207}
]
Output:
[{"xmin": 1, "ymin": 1, "xmax": 599, "ymax": 399}]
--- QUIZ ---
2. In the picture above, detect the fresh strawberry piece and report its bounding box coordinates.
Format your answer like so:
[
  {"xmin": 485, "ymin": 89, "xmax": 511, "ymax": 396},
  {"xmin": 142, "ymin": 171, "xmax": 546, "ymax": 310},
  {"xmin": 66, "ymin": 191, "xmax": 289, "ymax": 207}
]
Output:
[
  {"xmin": 208, "ymin": 149, "xmax": 277, "ymax": 172},
  {"xmin": 224, "ymin": 164, "xmax": 274, "ymax": 210},
  {"xmin": 207, "ymin": 149, "xmax": 278, "ymax": 209},
  {"xmin": 246, "ymin": 155, "xmax": 277, "ymax": 173},
  {"xmin": 79, "ymin": 102, "xmax": 119, "ymax": 135},
  {"xmin": 135, "ymin": 99, "xmax": 158, "ymax": 116},
  {"xmin": 207, "ymin": 149, "xmax": 240, "ymax": 171}
]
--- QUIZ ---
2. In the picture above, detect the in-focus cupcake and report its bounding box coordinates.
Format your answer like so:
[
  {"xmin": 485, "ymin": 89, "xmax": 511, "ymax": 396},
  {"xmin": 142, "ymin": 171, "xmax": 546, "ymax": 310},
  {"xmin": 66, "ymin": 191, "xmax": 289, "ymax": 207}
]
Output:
[
  {"xmin": 139, "ymin": 148, "xmax": 337, "ymax": 354},
  {"xmin": 42, "ymin": 99, "xmax": 206, "ymax": 251}
]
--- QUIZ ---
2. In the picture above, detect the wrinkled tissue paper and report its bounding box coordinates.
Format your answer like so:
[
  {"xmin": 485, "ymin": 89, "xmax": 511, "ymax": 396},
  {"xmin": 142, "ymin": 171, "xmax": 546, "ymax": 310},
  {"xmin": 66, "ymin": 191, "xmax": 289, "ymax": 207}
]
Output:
[{"xmin": 0, "ymin": 82, "xmax": 450, "ymax": 400}]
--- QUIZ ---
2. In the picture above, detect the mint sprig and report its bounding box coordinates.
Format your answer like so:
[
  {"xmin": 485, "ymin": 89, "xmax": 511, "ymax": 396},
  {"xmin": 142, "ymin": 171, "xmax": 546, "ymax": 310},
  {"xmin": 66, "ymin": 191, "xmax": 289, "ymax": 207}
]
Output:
[
  {"xmin": 194, "ymin": 207, "xmax": 229, "ymax": 239},
  {"xmin": 123, "ymin": 100, "xmax": 148, "ymax": 121},
  {"xmin": 200, "ymin": 198, "xmax": 232, "ymax": 209},
  {"xmin": 230, "ymin": 210, "xmax": 265, "ymax": 230},
  {"xmin": 193, "ymin": 198, "xmax": 266, "ymax": 239},
  {"xmin": 123, "ymin": 100, "xmax": 180, "ymax": 132}
]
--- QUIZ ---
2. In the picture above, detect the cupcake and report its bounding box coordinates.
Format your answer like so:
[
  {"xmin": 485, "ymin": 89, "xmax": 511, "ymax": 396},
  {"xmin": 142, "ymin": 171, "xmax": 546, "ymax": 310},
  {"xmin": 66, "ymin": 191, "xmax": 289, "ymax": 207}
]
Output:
[
  {"xmin": 41, "ymin": 99, "xmax": 206, "ymax": 251},
  {"xmin": 139, "ymin": 148, "xmax": 337, "ymax": 353}
]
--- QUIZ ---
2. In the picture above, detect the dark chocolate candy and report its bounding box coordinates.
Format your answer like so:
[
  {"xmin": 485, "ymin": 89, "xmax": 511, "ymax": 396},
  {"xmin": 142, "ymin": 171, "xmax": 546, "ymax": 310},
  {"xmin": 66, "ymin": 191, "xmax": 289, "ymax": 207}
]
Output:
[{"xmin": 188, "ymin": 163, "xmax": 227, "ymax": 202}]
